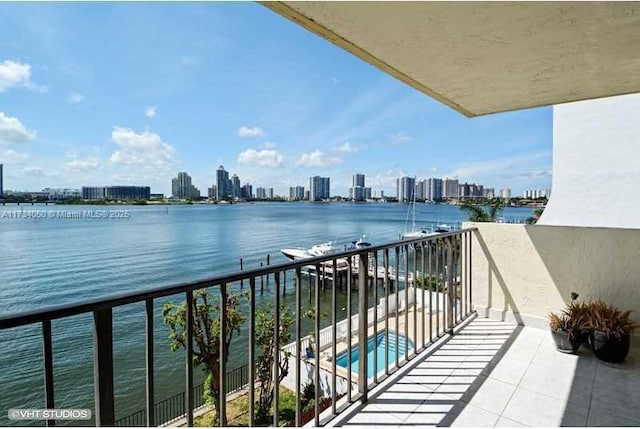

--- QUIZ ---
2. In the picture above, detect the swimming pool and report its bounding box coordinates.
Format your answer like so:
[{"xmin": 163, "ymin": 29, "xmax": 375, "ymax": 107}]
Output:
[{"xmin": 335, "ymin": 331, "xmax": 414, "ymax": 378}]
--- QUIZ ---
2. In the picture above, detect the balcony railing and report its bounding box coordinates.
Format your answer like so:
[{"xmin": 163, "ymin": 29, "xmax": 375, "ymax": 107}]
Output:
[{"xmin": 0, "ymin": 228, "xmax": 476, "ymax": 427}]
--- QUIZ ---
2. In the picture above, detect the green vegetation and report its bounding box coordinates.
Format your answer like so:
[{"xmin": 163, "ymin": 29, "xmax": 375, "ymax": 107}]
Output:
[
  {"xmin": 458, "ymin": 198, "xmax": 505, "ymax": 222},
  {"xmin": 526, "ymin": 208, "xmax": 544, "ymax": 224},
  {"xmin": 163, "ymin": 289, "xmax": 246, "ymax": 426},
  {"xmin": 415, "ymin": 275, "xmax": 445, "ymax": 292}
]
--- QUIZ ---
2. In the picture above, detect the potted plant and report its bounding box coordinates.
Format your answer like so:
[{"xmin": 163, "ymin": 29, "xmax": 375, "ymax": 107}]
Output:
[
  {"xmin": 586, "ymin": 300, "xmax": 639, "ymax": 363},
  {"xmin": 548, "ymin": 292, "xmax": 586, "ymax": 353}
]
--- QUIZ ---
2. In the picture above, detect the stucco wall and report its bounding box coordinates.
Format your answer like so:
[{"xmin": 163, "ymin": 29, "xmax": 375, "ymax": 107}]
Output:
[
  {"xmin": 541, "ymin": 92, "xmax": 640, "ymax": 229},
  {"xmin": 466, "ymin": 223, "xmax": 640, "ymax": 334}
]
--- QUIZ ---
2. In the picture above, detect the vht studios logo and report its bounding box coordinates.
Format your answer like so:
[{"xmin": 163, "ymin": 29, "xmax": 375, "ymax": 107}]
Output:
[{"xmin": 8, "ymin": 409, "xmax": 92, "ymax": 420}]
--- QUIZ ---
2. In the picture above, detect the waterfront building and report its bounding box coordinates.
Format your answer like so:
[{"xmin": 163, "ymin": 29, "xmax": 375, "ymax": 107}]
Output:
[
  {"xmin": 83, "ymin": 186, "xmax": 151, "ymax": 200},
  {"xmin": 289, "ymin": 186, "xmax": 305, "ymax": 201},
  {"xmin": 231, "ymin": 174, "xmax": 241, "ymax": 198},
  {"xmin": 428, "ymin": 177, "xmax": 443, "ymax": 201},
  {"xmin": 241, "ymin": 183, "xmax": 253, "ymax": 199},
  {"xmin": 309, "ymin": 176, "xmax": 330, "ymax": 201},
  {"xmin": 304, "ymin": 190, "xmax": 310, "ymax": 201},
  {"xmin": 207, "ymin": 185, "xmax": 217, "ymax": 199},
  {"xmin": 150, "ymin": 193, "xmax": 164, "ymax": 199},
  {"xmin": 442, "ymin": 178, "xmax": 459, "ymax": 198},
  {"xmin": 43, "ymin": 188, "xmax": 81, "ymax": 201},
  {"xmin": 267, "ymin": 188, "xmax": 274, "ymax": 199},
  {"xmin": 396, "ymin": 176, "xmax": 415, "ymax": 203},
  {"xmin": 349, "ymin": 173, "xmax": 370, "ymax": 202},
  {"xmin": 255, "ymin": 187, "xmax": 266, "ymax": 199},
  {"xmin": 500, "ymin": 188, "xmax": 512, "ymax": 199},
  {"xmin": 416, "ymin": 179, "xmax": 427, "ymax": 201},
  {"xmin": 483, "ymin": 188, "xmax": 495, "ymax": 198},
  {"xmin": 172, "ymin": 172, "xmax": 200, "ymax": 199},
  {"xmin": 216, "ymin": 165, "xmax": 229, "ymax": 200},
  {"xmin": 524, "ymin": 188, "xmax": 551, "ymax": 199}
]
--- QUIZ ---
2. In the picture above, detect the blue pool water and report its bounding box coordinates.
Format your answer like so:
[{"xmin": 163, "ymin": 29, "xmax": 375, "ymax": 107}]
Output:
[{"xmin": 336, "ymin": 331, "xmax": 414, "ymax": 378}]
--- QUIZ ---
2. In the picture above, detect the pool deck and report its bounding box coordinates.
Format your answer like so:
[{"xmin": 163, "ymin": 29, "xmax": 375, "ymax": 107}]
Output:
[{"xmin": 322, "ymin": 317, "xmax": 640, "ymax": 428}]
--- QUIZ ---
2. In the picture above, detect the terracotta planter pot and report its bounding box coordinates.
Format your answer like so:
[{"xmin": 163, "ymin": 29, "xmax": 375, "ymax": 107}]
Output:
[
  {"xmin": 590, "ymin": 330, "xmax": 631, "ymax": 363},
  {"xmin": 550, "ymin": 327, "xmax": 580, "ymax": 353}
]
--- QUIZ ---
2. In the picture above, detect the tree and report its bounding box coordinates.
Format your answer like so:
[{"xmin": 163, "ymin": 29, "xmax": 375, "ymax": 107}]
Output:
[
  {"xmin": 255, "ymin": 304, "xmax": 294, "ymax": 424},
  {"xmin": 526, "ymin": 207, "xmax": 545, "ymax": 224},
  {"xmin": 162, "ymin": 288, "xmax": 246, "ymax": 426},
  {"xmin": 459, "ymin": 198, "xmax": 505, "ymax": 222}
]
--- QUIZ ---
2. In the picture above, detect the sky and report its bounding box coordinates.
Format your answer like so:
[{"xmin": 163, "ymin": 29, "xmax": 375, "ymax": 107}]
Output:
[{"xmin": 0, "ymin": 3, "xmax": 552, "ymax": 197}]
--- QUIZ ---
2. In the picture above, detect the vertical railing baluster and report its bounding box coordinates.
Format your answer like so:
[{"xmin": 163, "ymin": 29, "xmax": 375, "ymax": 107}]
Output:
[
  {"xmin": 347, "ymin": 257, "xmax": 352, "ymax": 402},
  {"xmin": 145, "ymin": 299, "xmax": 155, "ymax": 427},
  {"xmin": 185, "ymin": 291, "xmax": 194, "ymax": 427},
  {"xmin": 420, "ymin": 241, "xmax": 426, "ymax": 350},
  {"xmin": 412, "ymin": 243, "xmax": 417, "ymax": 356},
  {"xmin": 294, "ymin": 269, "xmax": 301, "ymax": 427},
  {"xmin": 42, "ymin": 320, "xmax": 55, "ymax": 427},
  {"xmin": 249, "ymin": 277, "xmax": 256, "ymax": 427},
  {"xmin": 373, "ymin": 251, "xmax": 378, "ymax": 384},
  {"xmin": 394, "ymin": 247, "xmax": 399, "ymax": 369},
  {"xmin": 404, "ymin": 244, "xmax": 409, "ymax": 363},
  {"xmin": 331, "ymin": 258, "xmax": 337, "ymax": 415},
  {"xmin": 384, "ymin": 249, "xmax": 389, "ymax": 375},
  {"xmin": 428, "ymin": 239, "xmax": 433, "ymax": 343},
  {"xmin": 219, "ymin": 284, "xmax": 227, "ymax": 427},
  {"xmin": 469, "ymin": 231, "xmax": 473, "ymax": 313},
  {"xmin": 273, "ymin": 272, "xmax": 281, "ymax": 428},
  {"xmin": 447, "ymin": 238, "xmax": 455, "ymax": 334},
  {"xmin": 314, "ymin": 264, "xmax": 321, "ymax": 427},
  {"xmin": 357, "ymin": 252, "xmax": 369, "ymax": 401},
  {"xmin": 435, "ymin": 240, "xmax": 440, "ymax": 336},
  {"xmin": 93, "ymin": 308, "xmax": 115, "ymax": 426}
]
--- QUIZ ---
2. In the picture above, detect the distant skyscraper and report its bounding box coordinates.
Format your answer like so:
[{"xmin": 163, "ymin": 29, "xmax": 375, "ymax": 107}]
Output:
[
  {"xmin": 349, "ymin": 173, "xmax": 370, "ymax": 202},
  {"xmin": 241, "ymin": 183, "xmax": 253, "ymax": 199},
  {"xmin": 207, "ymin": 185, "xmax": 217, "ymax": 199},
  {"xmin": 428, "ymin": 177, "xmax": 443, "ymax": 201},
  {"xmin": 442, "ymin": 178, "xmax": 459, "ymax": 198},
  {"xmin": 483, "ymin": 188, "xmax": 495, "ymax": 198},
  {"xmin": 267, "ymin": 188, "xmax": 274, "ymax": 199},
  {"xmin": 256, "ymin": 187, "xmax": 266, "ymax": 199},
  {"xmin": 289, "ymin": 186, "xmax": 305, "ymax": 201},
  {"xmin": 172, "ymin": 172, "xmax": 200, "ymax": 199},
  {"xmin": 500, "ymin": 188, "xmax": 512, "ymax": 199},
  {"xmin": 416, "ymin": 179, "xmax": 427, "ymax": 201},
  {"xmin": 83, "ymin": 186, "xmax": 151, "ymax": 200},
  {"xmin": 396, "ymin": 176, "xmax": 415, "ymax": 202},
  {"xmin": 216, "ymin": 165, "xmax": 229, "ymax": 200},
  {"xmin": 231, "ymin": 174, "xmax": 241, "ymax": 198},
  {"xmin": 309, "ymin": 176, "xmax": 330, "ymax": 201}
]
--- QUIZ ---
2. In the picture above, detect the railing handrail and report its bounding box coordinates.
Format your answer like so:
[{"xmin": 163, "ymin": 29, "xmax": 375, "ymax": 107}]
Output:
[{"xmin": 0, "ymin": 228, "xmax": 476, "ymax": 330}]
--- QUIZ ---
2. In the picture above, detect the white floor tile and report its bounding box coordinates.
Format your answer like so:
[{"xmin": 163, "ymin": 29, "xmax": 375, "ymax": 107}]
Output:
[
  {"xmin": 494, "ymin": 416, "xmax": 529, "ymax": 427},
  {"xmin": 483, "ymin": 356, "xmax": 528, "ymax": 385},
  {"xmin": 465, "ymin": 376, "xmax": 517, "ymax": 415},
  {"xmin": 450, "ymin": 403, "xmax": 500, "ymax": 427},
  {"xmin": 501, "ymin": 387, "xmax": 588, "ymax": 427}
]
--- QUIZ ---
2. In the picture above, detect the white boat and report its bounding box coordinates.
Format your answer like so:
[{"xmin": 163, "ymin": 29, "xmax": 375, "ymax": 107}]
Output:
[
  {"xmin": 281, "ymin": 235, "xmax": 371, "ymax": 261},
  {"xmin": 400, "ymin": 184, "xmax": 436, "ymax": 240}
]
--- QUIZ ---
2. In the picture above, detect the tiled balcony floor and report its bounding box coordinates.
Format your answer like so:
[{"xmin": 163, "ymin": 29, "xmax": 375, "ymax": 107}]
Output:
[{"xmin": 328, "ymin": 317, "xmax": 640, "ymax": 427}]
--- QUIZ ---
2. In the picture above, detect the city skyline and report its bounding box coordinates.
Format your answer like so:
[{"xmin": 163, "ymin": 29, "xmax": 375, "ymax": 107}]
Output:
[{"xmin": 0, "ymin": 3, "xmax": 552, "ymax": 197}]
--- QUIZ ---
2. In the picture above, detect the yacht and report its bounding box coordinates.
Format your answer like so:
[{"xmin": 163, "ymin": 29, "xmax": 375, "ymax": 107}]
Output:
[{"xmin": 281, "ymin": 235, "xmax": 371, "ymax": 261}]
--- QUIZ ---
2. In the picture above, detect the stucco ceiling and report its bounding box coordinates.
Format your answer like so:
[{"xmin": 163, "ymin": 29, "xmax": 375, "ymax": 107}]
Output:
[{"xmin": 262, "ymin": 1, "xmax": 640, "ymax": 117}]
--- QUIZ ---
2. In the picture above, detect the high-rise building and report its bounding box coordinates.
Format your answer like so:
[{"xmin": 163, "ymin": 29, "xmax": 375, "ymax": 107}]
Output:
[
  {"xmin": 396, "ymin": 176, "xmax": 416, "ymax": 202},
  {"xmin": 267, "ymin": 188, "xmax": 274, "ymax": 199},
  {"xmin": 500, "ymin": 188, "xmax": 512, "ymax": 199},
  {"xmin": 255, "ymin": 187, "xmax": 266, "ymax": 199},
  {"xmin": 207, "ymin": 185, "xmax": 217, "ymax": 199},
  {"xmin": 416, "ymin": 179, "xmax": 427, "ymax": 201},
  {"xmin": 524, "ymin": 188, "xmax": 551, "ymax": 199},
  {"xmin": 483, "ymin": 188, "xmax": 495, "ymax": 198},
  {"xmin": 216, "ymin": 165, "xmax": 229, "ymax": 200},
  {"xmin": 231, "ymin": 174, "xmax": 241, "ymax": 198},
  {"xmin": 0, "ymin": 163, "xmax": 3, "ymax": 199},
  {"xmin": 349, "ymin": 173, "xmax": 370, "ymax": 202},
  {"xmin": 309, "ymin": 176, "xmax": 330, "ymax": 201},
  {"xmin": 83, "ymin": 186, "xmax": 151, "ymax": 200},
  {"xmin": 442, "ymin": 178, "xmax": 459, "ymax": 198},
  {"xmin": 240, "ymin": 183, "xmax": 253, "ymax": 199},
  {"xmin": 172, "ymin": 172, "xmax": 200, "ymax": 199},
  {"xmin": 428, "ymin": 177, "xmax": 443, "ymax": 201},
  {"xmin": 289, "ymin": 186, "xmax": 305, "ymax": 201}
]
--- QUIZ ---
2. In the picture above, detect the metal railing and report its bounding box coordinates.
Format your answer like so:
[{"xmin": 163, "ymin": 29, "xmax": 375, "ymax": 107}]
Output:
[
  {"xmin": 0, "ymin": 229, "xmax": 476, "ymax": 427},
  {"xmin": 115, "ymin": 364, "xmax": 249, "ymax": 426}
]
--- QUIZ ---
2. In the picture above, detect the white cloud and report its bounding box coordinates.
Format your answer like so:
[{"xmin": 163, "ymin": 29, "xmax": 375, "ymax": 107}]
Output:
[
  {"xmin": 237, "ymin": 126, "xmax": 265, "ymax": 138},
  {"xmin": 296, "ymin": 150, "xmax": 343, "ymax": 167},
  {"xmin": 22, "ymin": 166, "xmax": 45, "ymax": 176},
  {"xmin": 238, "ymin": 149, "xmax": 284, "ymax": 168},
  {"xmin": 389, "ymin": 131, "xmax": 414, "ymax": 145},
  {"xmin": 145, "ymin": 106, "xmax": 158, "ymax": 119},
  {"xmin": 108, "ymin": 127, "xmax": 178, "ymax": 167},
  {"xmin": 65, "ymin": 157, "xmax": 100, "ymax": 171},
  {"xmin": 0, "ymin": 112, "xmax": 37, "ymax": 145},
  {"xmin": 333, "ymin": 142, "xmax": 361, "ymax": 154},
  {"xmin": 0, "ymin": 149, "xmax": 29, "ymax": 163},
  {"xmin": 0, "ymin": 60, "xmax": 46, "ymax": 93},
  {"xmin": 67, "ymin": 92, "xmax": 84, "ymax": 104}
]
